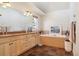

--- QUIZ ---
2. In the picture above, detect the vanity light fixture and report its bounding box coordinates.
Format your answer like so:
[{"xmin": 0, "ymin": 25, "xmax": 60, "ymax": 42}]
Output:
[
  {"xmin": 24, "ymin": 11, "xmax": 32, "ymax": 16},
  {"xmin": 0, "ymin": 2, "xmax": 11, "ymax": 8},
  {"xmin": 24, "ymin": 9, "xmax": 32, "ymax": 16}
]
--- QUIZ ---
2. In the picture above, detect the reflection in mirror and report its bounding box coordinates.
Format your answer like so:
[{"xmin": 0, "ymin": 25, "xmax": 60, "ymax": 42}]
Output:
[
  {"xmin": 0, "ymin": 7, "xmax": 34, "ymax": 32},
  {"xmin": 50, "ymin": 26, "xmax": 60, "ymax": 33}
]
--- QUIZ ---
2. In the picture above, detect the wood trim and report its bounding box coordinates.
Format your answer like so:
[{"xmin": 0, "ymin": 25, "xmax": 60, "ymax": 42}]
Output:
[{"xmin": 0, "ymin": 31, "xmax": 26, "ymax": 35}]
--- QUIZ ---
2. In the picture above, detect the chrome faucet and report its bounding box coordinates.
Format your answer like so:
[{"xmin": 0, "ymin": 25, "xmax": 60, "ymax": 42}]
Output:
[{"xmin": 0, "ymin": 26, "xmax": 8, "ymax": 35}]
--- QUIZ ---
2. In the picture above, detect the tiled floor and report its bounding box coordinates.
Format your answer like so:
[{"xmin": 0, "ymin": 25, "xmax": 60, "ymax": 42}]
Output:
[{"xmin": 20, "ymin": 45, "xmax": 73, "ymax": 56}]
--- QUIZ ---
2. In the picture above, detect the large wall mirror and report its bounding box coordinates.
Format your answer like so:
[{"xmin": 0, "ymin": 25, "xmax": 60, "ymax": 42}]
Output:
[{"xmin": 0, "ymin": 7, "xmax": 34, "ymax": 32}]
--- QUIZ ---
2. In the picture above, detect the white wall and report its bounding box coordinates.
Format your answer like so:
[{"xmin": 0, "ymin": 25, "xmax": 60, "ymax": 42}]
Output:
[
  {"xmin": 72, "ymin": 3, "xmax": 79, "ymax": 56},
  {"xmin": 43, "ymin": 9, "xmax": 71, "ymax": 32},
  {"xmin": 67, "ymin": 2, "xmax": 79, "ymax": 56},
  {"xmin": 0, "ymin": 7, "xmax": 33, "ymax": 32}
]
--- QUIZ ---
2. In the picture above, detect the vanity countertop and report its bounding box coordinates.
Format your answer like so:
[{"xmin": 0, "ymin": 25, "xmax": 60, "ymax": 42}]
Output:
[
  {"xmin": 40, "ymin": 34, "xmax": 66, "ymax": 38},
  {"xmin": 0, "ymin": 33, "xmax": 26, "ymax": 38},
  {"xmin": 0, "ymin": 32, "xmax": 36, "ymax": 38}
]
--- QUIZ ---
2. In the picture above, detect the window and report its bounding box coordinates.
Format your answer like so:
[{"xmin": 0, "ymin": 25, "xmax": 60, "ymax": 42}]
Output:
[
  {"xmin": 32, "ymin": 16, "xmax": 39, "ymax": 32},
  {"xmin": 51, "ymin": 26, "xmax": 60, "ymax": 33}
]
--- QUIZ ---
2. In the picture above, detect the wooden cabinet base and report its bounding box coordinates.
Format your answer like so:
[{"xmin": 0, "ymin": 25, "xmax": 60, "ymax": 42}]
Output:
[
  {"xmin": 0, "ymin": 33, "xmax": 37, "ymax": 56},
  {"xmin": 40, "ymin": 36, "xmax": 65, "ymax": 48}
]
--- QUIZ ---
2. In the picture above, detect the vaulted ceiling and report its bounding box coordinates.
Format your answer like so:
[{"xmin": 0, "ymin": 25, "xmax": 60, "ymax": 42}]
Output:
[
  {"xmin": 10, "ymin": 2, "xmax": 45, "ymax": 16},
  {"xmin": 0, "ymin": 2, "xmax": 70, "ymax": 16},
  {"xmin": 33, "ymin": 2, "xmax": 70, "ymax": 14}
]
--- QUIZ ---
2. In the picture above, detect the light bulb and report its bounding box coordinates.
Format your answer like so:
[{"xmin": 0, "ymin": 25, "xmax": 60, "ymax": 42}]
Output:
[
  {"xmin": 26, "ymin": 14, "xmax": 29, "ymax": 16},
  {"xmin": 30, "ymin": 14, "xmax": 32, "ymax": 16},
  {"xmin": 0, "ymin": 2, "xmax": 3, "ymax": 4},
  {"xmin": 6, "ymin": 3, "xmax": 11, "ymax": 7},
  {"xmin": 2, "ymin": 5, "xmax": 7, "ymax": 8},
  {"xmin": 24, "ymin": 13, "xmax": 26, "ymax": 15},
  {"xmin": 2, "ymin": 3, "xmax": 11, "ymax": 8},
  {"xmin": 27, "ymin": 12, "xmax": 30, "ymax": 16}
]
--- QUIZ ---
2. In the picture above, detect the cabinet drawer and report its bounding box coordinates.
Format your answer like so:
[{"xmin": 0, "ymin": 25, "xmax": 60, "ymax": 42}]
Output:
[{"xmin": 0, "ymin": 38, "xmax": 10, "ymax": 44}]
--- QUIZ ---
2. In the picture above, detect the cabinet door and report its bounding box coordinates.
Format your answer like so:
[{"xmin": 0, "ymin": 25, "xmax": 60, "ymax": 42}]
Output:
[
  {"xmin": 16, "ymin": 40, "xmax": 22, "ymax": 55},
  {"xmin": 35, "ymin": 34, "xmax": 40, "ymax": 45},
  {"xmin": 16, "ymin": 35, "xmax": 31, "ymax": 55},
  {"xmin": 9, "ymin": 41, "xmax": 17, "ymax": 56},
  {"xmin": 31, "ymin": 36, "xmax": 36, "ymax": 46},
  {"xmin": 20, "ymin": 38, "xmax": 29, "ymax": 52},
  {"xmin": 29, "ymin": 34, "xmax": 36, "ymax": 47},
  {"xmin": 4, "ymin": 43, "xmax": 10, "ymax": 56},
  {"xmin": 0, "ymin": 43, "xmax": 10, "ymax": 56},
  {"xmin": 0, "ymin": 44, "xmax": 5, "ymax": 56},
  {"xmin": 16, "ymin": 40, "xmax": 23, "ymax": 55}
]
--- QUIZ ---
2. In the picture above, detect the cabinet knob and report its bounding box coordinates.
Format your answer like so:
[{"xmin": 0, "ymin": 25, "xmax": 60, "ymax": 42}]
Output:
[{"xmin": 9, "ymin": 43, "xmax": 13, "ymax": 45}]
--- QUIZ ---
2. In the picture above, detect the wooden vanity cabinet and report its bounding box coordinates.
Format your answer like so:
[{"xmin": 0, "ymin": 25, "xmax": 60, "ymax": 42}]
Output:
[
  {"xmin": 40, "ymin": 36, "xmax": 65, "ymax": 48},
  {"xmin": 0, "ymin": 33, "xmax": 37, "ymax": 56}
]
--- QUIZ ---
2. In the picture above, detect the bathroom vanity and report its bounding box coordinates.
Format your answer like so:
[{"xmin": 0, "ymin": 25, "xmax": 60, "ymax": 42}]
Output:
[
  {"xmin": 0, "ymin": 32, "xmax": 38, "ymax": 56},
  {"xmin": 0, "ymin": 31, "xmax": 66, "ymax": 56},
  {"xmin": 40, "ymin": 34, "xmax": 66, "ymax": 48}
]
